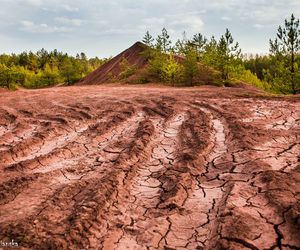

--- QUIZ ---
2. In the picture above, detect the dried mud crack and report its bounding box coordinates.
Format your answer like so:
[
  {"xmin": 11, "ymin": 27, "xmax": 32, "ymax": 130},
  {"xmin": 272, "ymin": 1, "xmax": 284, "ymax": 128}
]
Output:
[{"xmin": 0, "ymin": 85, "xmax": 299, "ymax": 250}]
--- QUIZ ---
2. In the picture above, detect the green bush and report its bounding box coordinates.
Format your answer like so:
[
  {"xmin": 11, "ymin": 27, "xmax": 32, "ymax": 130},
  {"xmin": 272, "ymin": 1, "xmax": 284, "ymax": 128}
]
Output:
[{"xmin": 119, "ymin": 57, "xmax": 138, "ymax": 79}]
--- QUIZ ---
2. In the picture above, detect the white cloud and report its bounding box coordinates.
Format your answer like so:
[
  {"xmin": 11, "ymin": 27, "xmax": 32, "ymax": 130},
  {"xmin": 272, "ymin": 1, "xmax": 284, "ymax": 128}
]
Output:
[
  {"xmin": 253, "ymin": 23, "xmax": 265, "ymax": 29},
  {"xmin": 20, "ymin": 20, "xmax": 72, "ymax": 33},
  {"xmin": 221, "ymin": 16, "xmax": 232, "ymax": 21},
  {"xmin": 1, "ymin": 0, "xmax": 299, "ymax": 57},
  {"xmin": 142, "ymin": 17, "xmax": 165, "ymax": 25},
  {"xmin": 62, "ymin": 4, "xmax": 79, "ymax": 12},
  {"xmin": 171, "ymin": 16, "xmax": 204, "ymax": 30},
  {"xmin": 55, "ymin": 17, "xmax": 83, "ymax": 26},
  {"xmin": 20, "ymin": 0, "xmax": 43, "ymax": 6}
]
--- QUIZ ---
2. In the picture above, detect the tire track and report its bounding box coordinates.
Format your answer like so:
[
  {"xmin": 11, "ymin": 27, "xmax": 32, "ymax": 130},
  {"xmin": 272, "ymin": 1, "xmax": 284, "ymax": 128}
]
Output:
[
  {"xmin": 0, "ymin": 87, "xmax": 299, "ymax": 250},
  {"xmin": 0, "ymin": 111, "xmax": 144, "ymax": 224},
  {"xmin": 102, "ymin": 113, "xmax": 185, "ymax": 249}
]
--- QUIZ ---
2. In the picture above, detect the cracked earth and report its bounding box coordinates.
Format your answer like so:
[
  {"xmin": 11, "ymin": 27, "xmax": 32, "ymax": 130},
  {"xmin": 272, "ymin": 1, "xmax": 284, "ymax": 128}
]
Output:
[{"xmin": 0, "ymin": 85, "xmax": 299, "ymax": 250}]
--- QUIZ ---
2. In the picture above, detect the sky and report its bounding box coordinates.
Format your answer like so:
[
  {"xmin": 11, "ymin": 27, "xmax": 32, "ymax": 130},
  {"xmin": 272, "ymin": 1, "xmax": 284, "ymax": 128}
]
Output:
[{"xmin": 0, "ymin": 0, "xmax": 299, "ymax": 58}]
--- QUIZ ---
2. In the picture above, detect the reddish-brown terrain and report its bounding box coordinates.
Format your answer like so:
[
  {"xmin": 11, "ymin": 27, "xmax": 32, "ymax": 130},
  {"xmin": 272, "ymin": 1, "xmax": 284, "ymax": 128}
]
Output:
[
  {"xmin": 77, "ymin": 42, "xmax": 148, "ymax": 85},
  {"xmin": 0, "ymin": 85, "xmax": 299, "ymax": 250}
]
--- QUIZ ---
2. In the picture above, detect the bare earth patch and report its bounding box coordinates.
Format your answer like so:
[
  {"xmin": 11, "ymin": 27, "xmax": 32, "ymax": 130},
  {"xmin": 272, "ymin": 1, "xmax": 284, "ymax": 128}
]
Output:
[{"xmin": 0, "ymin": 85, "xmax": 299, "ymax": 250}]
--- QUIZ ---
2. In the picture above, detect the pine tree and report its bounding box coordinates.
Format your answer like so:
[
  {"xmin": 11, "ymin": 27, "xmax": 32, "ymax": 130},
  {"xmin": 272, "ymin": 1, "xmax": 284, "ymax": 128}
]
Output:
[
  {"xmin": 156, "ymin": 28, "xmax": 172, "ymax": 53},
  {"xmin": 217, "ymin": 29, "xmax": 241, "ymax": 80},
  {"xmin": 270, "ymin": 14, "xmax": 300, "ymax": 94},
  {"xmin": 190, "ymin": 33, "xmax": 207, "ymax": 59},
  {"xmin": 142, "ymin": 31, "xmax": 154, "ymax": 47},
  {"xmin": 183, "ymin": 48, "xmax": 199, "ymax": 86},
  {"xmin": 173, "ymin": 32, "xmax": 189, "ymax": 55},
  {"xmin": 161, "ymin": 53, "xmax": 182, "ymax": 85},
  {"xmin": 202, "ymin": 36, "xmax": 218, "ymax": 67}
]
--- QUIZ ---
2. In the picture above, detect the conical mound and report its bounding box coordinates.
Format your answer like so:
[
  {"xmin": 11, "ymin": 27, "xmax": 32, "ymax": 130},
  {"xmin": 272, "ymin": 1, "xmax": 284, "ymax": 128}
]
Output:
[{"xmin": 77, "ymin": 42, "xmax": 148, "ymax": 85}]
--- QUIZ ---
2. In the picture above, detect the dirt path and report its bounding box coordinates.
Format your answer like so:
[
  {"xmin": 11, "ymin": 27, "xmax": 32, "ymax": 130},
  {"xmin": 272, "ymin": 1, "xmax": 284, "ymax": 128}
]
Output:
[{"xmin": 0, "ymin": 85, "xmax": 299, "ymax": 250}]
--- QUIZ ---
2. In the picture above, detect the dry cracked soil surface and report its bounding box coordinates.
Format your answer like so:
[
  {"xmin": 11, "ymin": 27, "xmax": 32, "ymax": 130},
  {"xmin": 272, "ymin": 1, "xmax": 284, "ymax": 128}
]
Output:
[{"xmin": 0, "ymin": 85, "xmax": 299, "ymax": 250}]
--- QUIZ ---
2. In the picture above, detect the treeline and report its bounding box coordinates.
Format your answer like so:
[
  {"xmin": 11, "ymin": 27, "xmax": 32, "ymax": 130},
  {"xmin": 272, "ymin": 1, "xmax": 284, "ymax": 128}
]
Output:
[
  {"xmin": 1, "ymin": 14, "xmax": 299, "ymax": 94},
  {"xmin": 140, "ymin": 28, "xmax": 268, "ymax": 90},
  {"xmin": 141, "ymin": 14, "xmax": 300, "ymax": 94},
  {"xmin": 244, "ymin": 15, "xmax": 300, "ymax": 94},
  {"xmin": 0, "ymin": 49, "xmax": 107, "ymax": 89}
]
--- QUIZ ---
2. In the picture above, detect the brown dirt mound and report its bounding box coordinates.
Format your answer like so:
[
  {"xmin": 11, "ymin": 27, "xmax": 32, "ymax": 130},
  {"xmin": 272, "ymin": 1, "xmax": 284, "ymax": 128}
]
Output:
[
  {"xmin": 76, "ymin": 41, "xmax": 220, "ymax": 86},
  {"xmin": 77, "ymin": 42, "xmax": 148, "ymax": 85}
]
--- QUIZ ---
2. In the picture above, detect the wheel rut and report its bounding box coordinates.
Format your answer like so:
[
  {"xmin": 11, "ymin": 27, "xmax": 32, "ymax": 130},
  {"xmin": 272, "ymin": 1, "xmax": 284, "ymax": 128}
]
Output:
[
  {"xmin": 102, "ymin": 113, "xmax": 185, "ymax": 249},
  {"xmin": 0, "ymin": 111, "xmax": 145, "ymax": 224},
  {"xmin": 0, "ymin": 87, "xmax": 299, "ymax": 250}
]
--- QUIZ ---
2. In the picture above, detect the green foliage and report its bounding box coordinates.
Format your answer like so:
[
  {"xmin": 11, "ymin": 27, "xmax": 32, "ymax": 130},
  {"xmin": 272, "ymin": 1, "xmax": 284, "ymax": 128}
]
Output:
[
  {"xmin": 142, "ymin": 31, "xmax": 154, "ymax": 48},
  {"xmin": 144, "ymin": 29, "xmax": 241, "ymax": 87},
  {"xmin": 216, "ymin": 29, "xmax": 242, "ymax": 80},
  {"xmin": 183, "ymin": 48, "xmax": 199, "ymax": 86},
  {"xmin": 148, "ymin": 49, "xmax": 167, "ymax": 78},
  {"xmin": 147, "ymin": 50, "xmax": 182, "ymax": 84},
  {"xmin": 269, "ymin": 13, "xmax": 300, "ymax": 94},
  {"xmin": 190, "ymin": 33, "xmax": 207, "ymax": 60},
  {"xmin": 0, "ymin": 64, "xmax": 26, "ymax": 88},
  {"xmin": 0, "ymin": 49, "xmax": 105, "ymax": 89},
  {"xmin": 161, "ymin": 54, "xmax": 183, "ymax": 84},
  {"xmin": 174, "ymin": 39, "xmax": 187, "ymax": 56},
  {"xmin": 156, "ymin": 28, "xmax": 172, "ymax": 53},
  {"xmin": 243, "ymin": 54, "xmax": 271, "ymax": 80},
  {"xmin": 119, "ymin": 57, "xmax": 138, "ymax": 79},
  {"xmin": 230, "ymin": 64, "xmax": 271, "ymax": 91}
]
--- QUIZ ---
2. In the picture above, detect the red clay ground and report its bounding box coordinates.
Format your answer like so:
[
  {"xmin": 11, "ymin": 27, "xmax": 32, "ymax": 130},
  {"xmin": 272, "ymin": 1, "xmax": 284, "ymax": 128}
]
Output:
[{"xmin": 0, "ymin": 85, "xmax": 299, "ymax": 250}]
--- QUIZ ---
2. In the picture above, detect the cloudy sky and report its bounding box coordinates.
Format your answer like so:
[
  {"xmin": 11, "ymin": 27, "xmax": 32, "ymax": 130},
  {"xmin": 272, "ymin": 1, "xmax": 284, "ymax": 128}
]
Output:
[{"xmin": 0, "ymin": 0, "xmax": 299, "ymax": 58}]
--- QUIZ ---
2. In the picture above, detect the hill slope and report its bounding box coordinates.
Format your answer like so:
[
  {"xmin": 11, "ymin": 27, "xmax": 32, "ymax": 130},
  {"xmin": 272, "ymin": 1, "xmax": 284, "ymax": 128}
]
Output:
[{"xmin": 77, "ymin": 42, "xmax": 148, "ymax": 85}]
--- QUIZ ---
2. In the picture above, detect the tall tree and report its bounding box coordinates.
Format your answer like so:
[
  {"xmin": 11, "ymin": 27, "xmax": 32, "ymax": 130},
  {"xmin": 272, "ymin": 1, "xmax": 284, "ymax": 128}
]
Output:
[
  {"xmin": 202, "ymin": 36, "xmax": 218, "ymax": 67},
  {"xmin": 156, "ymin": 28, "xmax": 172, "ymax": 53},
  {"xmin": 37, "ymin": 48, "xmax": 49, "ymax": 69},
  {"xmin": 173, "ymin": 32, "xmax": 189, "ymax": 55},
  {"xmin": 183, "ymin": 48, "xmax": 199, "ymax": 86},
  {"xmin": 161, "ymin": 53, "xmax": 182, "ymax": 85},
  {"xmin": 142, "ymin": 31, "xmax": 154, "ymax": 47},
  {"xmin": 190, "ymin": 33, "xmax": 207, "ymax": 60},
  {"xmin": 270, "ymin": 14, "xmax": 300, "ymax": 94},
  {"xmin": 217, "ymin": 29, "xmax": 241, "ymax": 80}
]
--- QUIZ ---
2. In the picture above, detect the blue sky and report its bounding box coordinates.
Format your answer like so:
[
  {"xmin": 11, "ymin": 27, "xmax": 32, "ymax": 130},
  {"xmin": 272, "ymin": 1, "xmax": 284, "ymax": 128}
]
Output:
[{"xmin": 0, "ymin": 0, "xmax": 299, "ymax": 58}]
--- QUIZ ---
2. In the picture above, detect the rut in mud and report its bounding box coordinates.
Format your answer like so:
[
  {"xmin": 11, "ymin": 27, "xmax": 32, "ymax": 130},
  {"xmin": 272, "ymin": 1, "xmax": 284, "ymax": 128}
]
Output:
[{"xmin": 0, "ymin": 85, "xmax": 299, "ymax": 250}]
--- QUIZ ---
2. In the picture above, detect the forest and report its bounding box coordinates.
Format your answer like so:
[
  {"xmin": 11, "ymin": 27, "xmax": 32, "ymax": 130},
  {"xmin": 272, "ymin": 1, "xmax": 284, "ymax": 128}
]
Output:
[
  {"xmin": 0, "ymin": 49, "xmax": 107, "ymax": 89},
  {"xmin": 141, "ymin": 14, "xmax": 300, "ymax": 94},
  {"xmin": 0, "ymin": 14, "xmax": 299, "ymax": 94}
]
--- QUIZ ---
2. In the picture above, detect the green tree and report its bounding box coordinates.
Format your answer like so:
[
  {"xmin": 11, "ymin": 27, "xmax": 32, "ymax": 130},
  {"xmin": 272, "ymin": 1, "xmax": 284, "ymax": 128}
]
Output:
[
  {"xmin": 27, "ymin": 52, "xmax": 38, "ymax": 72},
  {"xmin": 190, "ymin": 33, "xmax": 207, "ymax": 60},
  {"xmin": 119, "ymin": 57, "xmax": 137, "ymax": 79},
  {"xmin": 270, "ymin": 14, "xmax": 300, "ymax": 94},
  {"xmin": 142, "ymin": 31, "xmax": 154, "ymax": 47},
  {"xmin": 174, "ymin": 39, "xmax": 186, "ymax": 55},
  {"xmin": 183, "ymin": 48, "xmax": 199, "ymax": 86},
  {"xmin": 0, "ymin": 64, "xmax": 25, "ymax": 89},
  {"xmin": 202, "ymin": 36, "xmax": 219, "ymax": 67},
  {"xmin": 60, "ymin": 58, "xmax": 75, "ymax": 84},
  {"xmin": 156, "ymin": 28, "xmax": 172, "ymax": 53},
  {"xmin": 217, "ymin": 29, "xmax": 241, "ymax": 80},
  {"xmin": 161, "ymin": 54, "xmax": 182, "ymax": 84},
  {"xmin": 243, "ymin": 54, "xmax": 272, "ymax": 80},
  {"xmin": 148, "ymin": 50, "xmax": 166, "ymax": 78},
  {"xmin": 41, "ymin": 63, "xmax": 60, "ymax": 86},
  {"xmin": 37, "ymin": 48, "xmax": 49, "ymax": 69},
  {"xmin": 173, "ymin": 32, "xmax": 188, "ymax": 55},
  {"xmin": 19, "ymin": 52, "xmax": 29, "ymax": 67}
]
